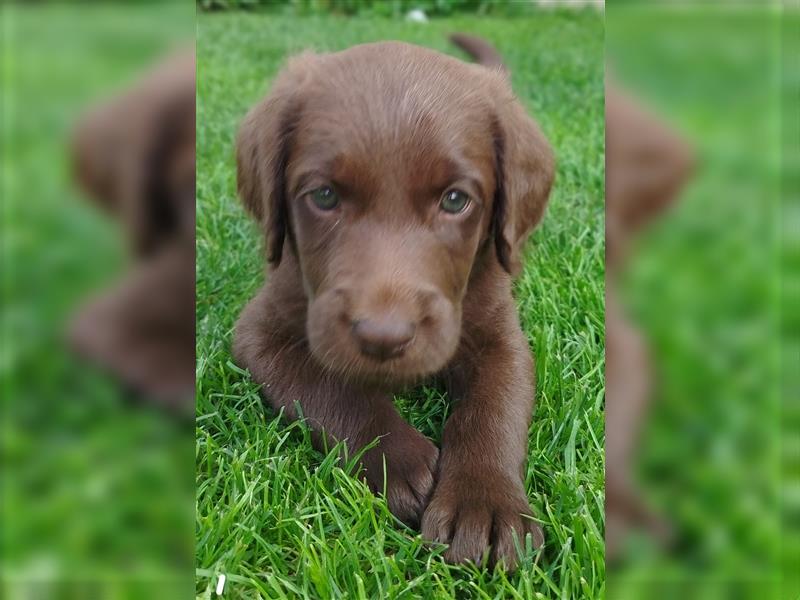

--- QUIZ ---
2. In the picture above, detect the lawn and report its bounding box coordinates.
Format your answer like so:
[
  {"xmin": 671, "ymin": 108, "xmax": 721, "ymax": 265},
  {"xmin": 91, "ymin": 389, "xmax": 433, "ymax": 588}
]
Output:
[{"xmin": 196, "ymin": 11, "xmax": 605, "ymax": 599}]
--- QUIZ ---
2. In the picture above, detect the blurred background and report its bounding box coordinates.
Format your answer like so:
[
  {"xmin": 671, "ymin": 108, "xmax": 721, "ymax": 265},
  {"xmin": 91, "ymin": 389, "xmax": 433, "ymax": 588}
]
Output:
[
  {"xmin": 198, "ymin": 0, "xmax": 551, "ymax": 15},
  {"xmin": 1, "ymin": 3, "xmax": 195, "ymax": 598},
  {"xmin": 606, "ymin": 2, "xmax": 796, "ymax": 600}
]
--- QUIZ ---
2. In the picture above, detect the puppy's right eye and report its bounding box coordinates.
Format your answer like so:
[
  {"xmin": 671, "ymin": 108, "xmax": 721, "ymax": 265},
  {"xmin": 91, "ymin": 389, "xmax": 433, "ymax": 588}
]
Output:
[
  {"xmin": 309, "ymin": 186, "xmax": 339, "ymax": 211},
  {"xmin": 440, "ymin": 189, "xmax": 470, "ymax": 214}
]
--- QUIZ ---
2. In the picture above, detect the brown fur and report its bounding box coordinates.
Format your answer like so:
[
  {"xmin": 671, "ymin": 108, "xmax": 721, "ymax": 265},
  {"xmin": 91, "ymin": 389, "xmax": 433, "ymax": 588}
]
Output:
[
  {"xmin": 233, "ymin": 39, "xmax": 554, "ymax": 567},
  {"xmin": 68, "ymin": 50, "xmax": 196, "ymax": 412},
  {"xmin": 605, "ymin": 79, "xmax": 694, "ymax": 559}
]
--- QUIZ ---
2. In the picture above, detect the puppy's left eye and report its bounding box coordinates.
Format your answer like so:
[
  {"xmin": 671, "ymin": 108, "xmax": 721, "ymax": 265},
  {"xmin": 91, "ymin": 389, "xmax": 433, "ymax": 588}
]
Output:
[
  {"xmin": 309, "ymin": 186, "xmax": 339, "ymax": 211},
  {"xmin": 440, "ymin": 189, "xmax": 470, "ymax": 214}
]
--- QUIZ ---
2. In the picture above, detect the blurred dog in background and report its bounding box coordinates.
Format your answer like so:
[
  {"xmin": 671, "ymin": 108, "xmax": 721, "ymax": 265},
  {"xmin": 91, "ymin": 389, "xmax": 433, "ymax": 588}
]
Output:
[
  {"xmin": 68, "ymin": 49, "xmax": 196, "ymax": 414},
  {"xmin": 605, "ymin": 77, "xmax": 694, "ymax": 560}
]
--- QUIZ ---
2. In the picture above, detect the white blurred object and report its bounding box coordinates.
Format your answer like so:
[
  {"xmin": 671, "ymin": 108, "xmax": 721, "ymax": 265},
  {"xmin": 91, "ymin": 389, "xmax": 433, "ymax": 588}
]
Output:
[
  {"xmin": 405, "ymin": 9, "xmax": 428, "ymax": 23},
  {"xmin": 216, "ymin": 574, "xmax": 226, "ymax": 595},
  {"xmin": 537, "ymin": 0, "xmax": 604, "ymax": 9}
]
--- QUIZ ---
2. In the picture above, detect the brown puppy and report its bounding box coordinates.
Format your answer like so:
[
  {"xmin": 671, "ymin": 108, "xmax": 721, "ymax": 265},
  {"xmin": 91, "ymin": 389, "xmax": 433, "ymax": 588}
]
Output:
[
  {"xmin": 69, "ymin": 49, "xmax": 196, "ymax": 412},
  {"xmin": 605, "ymin": 79, "xmax": 694, "ymax": 559},
  {"xmin": 233, "ymin": 38, "xmax": 554, "ymax": 567}
]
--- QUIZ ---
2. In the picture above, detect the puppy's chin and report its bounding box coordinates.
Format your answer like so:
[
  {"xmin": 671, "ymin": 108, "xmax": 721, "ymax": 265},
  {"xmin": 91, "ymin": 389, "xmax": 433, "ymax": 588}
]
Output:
[
  {"xmin": 308, "ymin": 346, "xmax": 448, "ymax": 388},
  {"xmin": 305, "ymin": 297, "xmax": 461, "ymax": 388}
]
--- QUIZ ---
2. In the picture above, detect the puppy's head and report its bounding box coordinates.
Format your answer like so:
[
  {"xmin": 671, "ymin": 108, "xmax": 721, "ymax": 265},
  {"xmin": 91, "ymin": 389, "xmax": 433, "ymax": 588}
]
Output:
[
  {"xmin": 237, "ymin": 42, "xmax": 554, "ymax": 384},
  {"xmin": 72, "ymin": 49, "xmax": 196, "ymax": 256},
  {"xmin": 605, "ymin": 82, "xmax": 694, "ymax": 269}
]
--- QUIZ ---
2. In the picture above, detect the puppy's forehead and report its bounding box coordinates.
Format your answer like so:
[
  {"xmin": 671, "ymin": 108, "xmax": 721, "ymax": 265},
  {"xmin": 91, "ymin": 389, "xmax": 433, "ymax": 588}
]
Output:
[
  {"xmin": 310, "ymin": 46, "xmax": 489, "ymax": 132},
  {"xmin": 290, "ymin": 43, "xmax": 496, "ymax": 186},
  {"xmin": 320, "ymin": 43, "xmax": 488, "ymax": 99}
]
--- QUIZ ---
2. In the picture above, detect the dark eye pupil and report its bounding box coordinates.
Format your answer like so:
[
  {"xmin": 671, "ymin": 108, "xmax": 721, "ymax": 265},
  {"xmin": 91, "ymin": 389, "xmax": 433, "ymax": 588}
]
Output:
[
  {"xmin": 311, "ymin": 186, "xmax": 338, "ymax": 210},
  {"xmin": 442, "ymin": 190, "xmax": 468, "ymax": 213}
]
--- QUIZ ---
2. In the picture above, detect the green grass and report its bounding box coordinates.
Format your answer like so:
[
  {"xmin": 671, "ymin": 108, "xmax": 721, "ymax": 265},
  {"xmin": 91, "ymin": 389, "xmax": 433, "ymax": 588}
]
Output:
[
  {"xmin": 196, "ymin": 11, "xmax": 604, "ymax": 599},
  {"xmin": 199, "ymin": 0, "xmax": 540, "ymax": 17}
]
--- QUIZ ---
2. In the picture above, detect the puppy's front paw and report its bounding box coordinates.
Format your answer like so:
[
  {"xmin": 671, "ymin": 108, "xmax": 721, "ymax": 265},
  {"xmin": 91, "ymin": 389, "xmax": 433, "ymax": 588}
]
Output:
[
  {"xmin": 362, "ymin": 427, "xmax": 439, "ymax": 528},
  {"xmin": 421, "ymin": 472, "xmax": 543, "ymax": 569}
]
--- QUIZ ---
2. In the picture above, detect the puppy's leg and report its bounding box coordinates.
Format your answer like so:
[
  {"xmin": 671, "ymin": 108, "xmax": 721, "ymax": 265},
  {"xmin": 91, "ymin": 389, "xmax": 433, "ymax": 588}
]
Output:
[
  {"xmin": 233, "ymin": 286, "xmax": 438, "ymax": 527},
  {"xmin": 605, "ymin": 291, "xmax": 672, "ymax": 559},
  {"xmin": 421, "ymin": 313, "xmax": 541, "ymax": 568},
  {"xmin": 67, "ymin": 245, "xmax": 195, "ymax": 411}
]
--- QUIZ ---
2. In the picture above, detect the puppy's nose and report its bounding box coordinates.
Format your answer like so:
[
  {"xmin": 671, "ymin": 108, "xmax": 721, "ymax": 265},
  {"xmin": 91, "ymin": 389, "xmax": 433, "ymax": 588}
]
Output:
[{"xmin": 351, "ymin": 317, "xmax": 415, "ymax": 361}]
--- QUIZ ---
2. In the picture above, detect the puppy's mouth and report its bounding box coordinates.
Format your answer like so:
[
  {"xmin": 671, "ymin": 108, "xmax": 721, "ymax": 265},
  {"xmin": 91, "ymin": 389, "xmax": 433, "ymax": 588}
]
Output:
[{"xmin": 307, "ymin": 336, "xmax": 447, "ymax": 388}]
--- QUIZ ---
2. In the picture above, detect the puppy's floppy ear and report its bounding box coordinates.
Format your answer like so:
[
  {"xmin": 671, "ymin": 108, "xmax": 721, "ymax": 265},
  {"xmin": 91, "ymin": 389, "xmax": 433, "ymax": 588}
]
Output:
[
  {"xmin": 236, "ymin": 71, "xmax": 304, "ymax": 265},
  {"xmin": 491, "ymin": 93, "xmax": 555, "ymax": 276}
]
